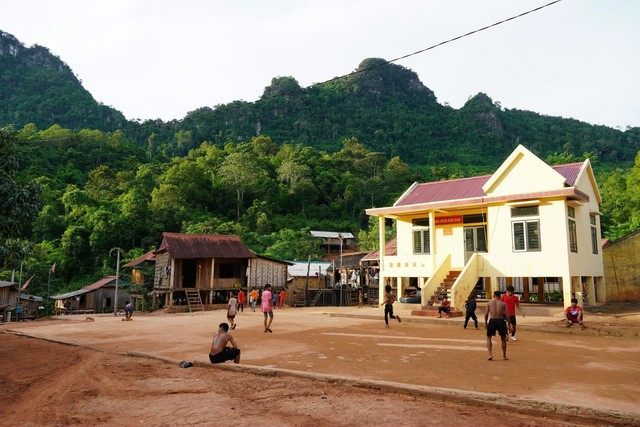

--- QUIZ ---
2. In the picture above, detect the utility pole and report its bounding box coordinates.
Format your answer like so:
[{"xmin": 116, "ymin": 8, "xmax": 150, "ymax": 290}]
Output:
[
  {"xmin": 339, "ymin": 234, "xmax": 343, "ymax": 307},
  {"xmin": 112, "ymin": 248, "xmax": 122, "ymax": 316}
]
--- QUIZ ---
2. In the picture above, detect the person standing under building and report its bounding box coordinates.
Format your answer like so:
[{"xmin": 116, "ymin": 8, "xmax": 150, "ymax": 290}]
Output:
[
  {"xmin": 380, "ymin": 284, "xmax": 401, "ymax": 328},
  {"xmin": 262, "ymin": 284, "xmax": 274, "ymax": 333},
  {"xmin": 501, "ymin": 285, "xmax": 525, "ymax": 341}
]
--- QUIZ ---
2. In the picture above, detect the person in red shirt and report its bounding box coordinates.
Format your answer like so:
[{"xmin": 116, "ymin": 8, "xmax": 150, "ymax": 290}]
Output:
[
  {"xmin": 500, "ymin": 285, "xmax": 525, "ymax": 341},
  {"xmin": 437, "ymin": 296, "xmax": 451, "ymax": 318},
  {"xmin": 565, "ymin": 297, "xmax": 585, "ymax": 329},
  {"xmin": 279, "ymin": 289, "xmax": 286, "ymax": 310},
  {"xmin": 237, "ymin": 290, "xmax": 245, "ymax": 313}
]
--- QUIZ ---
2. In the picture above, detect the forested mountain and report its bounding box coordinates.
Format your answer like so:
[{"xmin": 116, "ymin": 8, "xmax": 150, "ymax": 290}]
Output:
[
  {"xmin": 2, "ymin": 31, "xmax": 640, "ymax": 302},
  {"xmin": 0, "ymin": 31, "xmax": 128, "ymax": 131}
]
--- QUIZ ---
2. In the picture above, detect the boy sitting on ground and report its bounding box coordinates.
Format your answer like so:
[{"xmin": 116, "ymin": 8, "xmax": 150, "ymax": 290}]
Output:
[{"xmin": 565, "ymin": 297, "xmax": 585, "ymax": 329}]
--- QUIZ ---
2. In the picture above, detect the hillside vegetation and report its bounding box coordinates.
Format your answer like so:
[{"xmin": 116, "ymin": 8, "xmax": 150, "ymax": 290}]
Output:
[{"xmin": 1, "ymin": 30, "xmax": 640, "ymax": 299}]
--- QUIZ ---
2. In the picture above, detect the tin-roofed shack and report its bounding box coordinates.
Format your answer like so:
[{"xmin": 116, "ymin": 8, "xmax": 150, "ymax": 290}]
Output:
[
  {"xmin": 152, "ymin": 233, "xmax": 290, "ymax": 309},
  {"xmin": 50, "ymin": 276, "xmax": 131, "ymax": 314}
]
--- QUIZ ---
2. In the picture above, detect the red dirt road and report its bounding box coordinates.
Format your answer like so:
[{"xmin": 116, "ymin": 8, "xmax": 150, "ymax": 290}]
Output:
[{"xmin": 1, "ymin": 307, "xmax": 639, "ymax": 426}]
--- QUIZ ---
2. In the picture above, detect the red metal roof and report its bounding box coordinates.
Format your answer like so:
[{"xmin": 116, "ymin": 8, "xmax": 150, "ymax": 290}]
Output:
[
  {"xmin": 396, "ymin": 163, "xmax": 584, "ymax": 207},
  {"xmin": 82, "ymin": 276, "xmax": 118, "ymax": 291},
  {"xmin": 361, "ymin": 237, "xmax": 398, "ymax": 261},
  {"xmin": 156, "ymin": 233, "xmax": 256, "ymax": 259},
  {"xmin": 123, "ymin": 250, "xmax": 156, "ymax": 268}
]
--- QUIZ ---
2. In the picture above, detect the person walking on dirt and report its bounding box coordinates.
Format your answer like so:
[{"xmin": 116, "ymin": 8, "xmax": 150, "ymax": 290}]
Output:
[
  {"xmin": 464, "ymin": 295, "xmax": 478, "ymax": 329},
  {"xmin": 279, "ymin": 289, "xmax": 286, "ymax": 310},
  {"xmin": 381, "ymin": 284, "xmax": 401, "ymax": 328},
  {"xmin": 227, "ymin": 292, "xmax": 238, "ymax": 330},
  {"xmin": 501, "ymin": 285, "xmax": 525, "ymax": 341},
  {"xmin": 237, "ymin": 289, "xmax": 245, "ymax": 313},
  {"xmin": 262, "ymin": 284, "xmax": 274, "ymax": 333},
  {"xmin": 249, "ymin": 288, "xmax": 259, "ymax": 312},
  {"xmin": 485, "ymin": 291, "xmax": 511, "ymax": 361},
  {"xmin": 125, "ymin": 301, "xmax": 133, "ymax": 321},
  {"xmin": 358, "ymin": 289, "xmax": 363, "ymax": 308},
  {"xmin": 209, "ymin": 322, "xmax": 240, "ymax": 364}
]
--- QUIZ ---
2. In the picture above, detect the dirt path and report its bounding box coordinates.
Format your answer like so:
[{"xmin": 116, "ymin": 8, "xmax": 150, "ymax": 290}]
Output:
[{"xmin": 1, "ymin": 307, "xmax": 639, "ymax": 426}]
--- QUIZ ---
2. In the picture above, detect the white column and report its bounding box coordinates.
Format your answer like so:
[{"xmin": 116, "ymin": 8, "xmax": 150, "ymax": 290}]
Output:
[
  {"xmin": 429, "ymin": 210, "xmax": 436, "ymax": 271},
  {"xmin": 378, "ymin": 215, "xmax": 386, "ymax": 302},
  {"xmin": 587, "ymin": 276, "xmax": 596, "ymax": 306}
]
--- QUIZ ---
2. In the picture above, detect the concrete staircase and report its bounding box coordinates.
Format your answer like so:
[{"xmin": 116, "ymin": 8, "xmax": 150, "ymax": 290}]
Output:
[{"xmin": 411, "ymin": 270, "xmax": 463, "ymax": 318}]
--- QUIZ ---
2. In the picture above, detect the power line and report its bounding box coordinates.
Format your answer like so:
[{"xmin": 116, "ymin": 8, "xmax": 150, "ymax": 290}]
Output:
[{"xmin": 15, "ymin": 0, "xmax": 563, "ymax": 144}]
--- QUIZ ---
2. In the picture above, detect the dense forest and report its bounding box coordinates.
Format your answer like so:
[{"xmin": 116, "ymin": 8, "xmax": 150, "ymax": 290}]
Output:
[{"xmin": 1, "ymin": 30, "xmax": 640, "ymax": 301}]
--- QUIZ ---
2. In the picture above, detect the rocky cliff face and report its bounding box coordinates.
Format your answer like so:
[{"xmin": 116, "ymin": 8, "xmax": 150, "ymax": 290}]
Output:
[{"xmin": 0, "ymin": 30, "xmax": 127, "ymax": 131}]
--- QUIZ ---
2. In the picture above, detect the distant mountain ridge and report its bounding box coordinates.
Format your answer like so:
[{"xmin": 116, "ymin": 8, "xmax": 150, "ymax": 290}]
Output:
[
  {"xmin": 2, "ymin": 30, "xmax": 639, "ymax": 168},
  {"xmin": 0, "ymin": 30, "xmax": 128, "ymax": 132}
]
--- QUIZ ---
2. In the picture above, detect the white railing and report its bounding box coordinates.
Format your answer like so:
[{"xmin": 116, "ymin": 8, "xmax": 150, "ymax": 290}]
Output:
[
  {"xmin": 450, "ymin": 253, "xmax": 479, "ymax": 311},
  {"xmin": 422, "ymin": 255, "xmax": 451, "ymax": 306}
]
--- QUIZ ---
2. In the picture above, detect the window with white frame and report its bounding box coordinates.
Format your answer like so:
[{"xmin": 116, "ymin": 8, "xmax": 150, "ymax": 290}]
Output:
[
  {"xmin": 590, "ymin": 215, "xmax": 598, "ymax": 254},
  {"xmin": 511, "ymin": 206, "xmax": 540, "ymax": 252},
  {"xmin": 412, "ymin": 218, "xmax": 430, "ymax": 254}
]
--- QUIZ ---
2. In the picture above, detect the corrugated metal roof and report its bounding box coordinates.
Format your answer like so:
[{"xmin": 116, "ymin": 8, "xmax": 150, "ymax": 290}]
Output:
[
  {"xmin": 361, "ymin": 237, "xmax": 398, "ymax": 261},
  {"xmin": 396, "ymin": 175, "xmax": 491, "ymax": 206},
  {"xmin": 82, "ymin": 276, "xmax": 121, "ymax": 291},
  {"xmin": 123, "ymin": 250, "xmax": 156, "ymax": 267},
  {"xmin": 50, "ymin": 288, "xmax": 90, "ymax": 300},
  {"xmin": 396, "ymin": 163, "xmax": 584, "ymax": 206},
  {"xmin": 552, "ymin": 162, "xmax": 583, "ymax": 186},
  {"xmin": 310, "ymin": 230, "xmax": 355, "ymax": 239},
  {"xmin": 156, "ymin": 233, "xmax": 255, "ymax": 259},
  {"xmin": 0, "ymin": 281, "xmax": 17, "ymax": 288},
  {"xmin": 288, "ymin": 261, "xmax": 333, "ymax": 277}
]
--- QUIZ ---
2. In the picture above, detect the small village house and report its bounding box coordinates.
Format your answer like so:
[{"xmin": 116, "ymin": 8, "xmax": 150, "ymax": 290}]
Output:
[
  {"xmin": 152, "ymin": 233, "xmax": 290, "ymax": 309},
  {"xmin": 0, "ymin": 281, "xmax": 17, "ymax": 321},
  {"xmin": 287, "ymin": 261, "xmax": 332, "ymax": 305},
  {"xmin": 366, "ymin": 145, "xmax": 606, "ymax": 312},
  {"xmin": 50, "ymin": 276, "xmax": 131, "ymax": 314}
]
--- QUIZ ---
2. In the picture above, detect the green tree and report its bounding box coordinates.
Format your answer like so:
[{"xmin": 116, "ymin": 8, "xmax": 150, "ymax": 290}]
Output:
[
  {"xmin": 0, "ymin": 129, "xmax": 43, "ymax": 265},
  {"xmin": 218, "ymin": 152, "xmax": 266, "ymax": 222}
]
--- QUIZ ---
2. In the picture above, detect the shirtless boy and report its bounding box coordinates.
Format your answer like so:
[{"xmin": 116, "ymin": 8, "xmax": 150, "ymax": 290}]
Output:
[
  {"xmin": 485, "ymin": 290, "xmax": 511, "ymax": 361},
  {"xmin": 380, "ymin": 284, "xmax": 401, "ymax": 328},
  {"xmin": 209, "ymin": 323, "xmax": 241, "ymax": 364}
]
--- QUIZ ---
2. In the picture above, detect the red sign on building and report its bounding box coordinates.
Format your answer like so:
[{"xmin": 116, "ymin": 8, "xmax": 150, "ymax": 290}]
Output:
[{"xmin": 435, "ymin": 215, "xmax": 463, "ymax": 226}]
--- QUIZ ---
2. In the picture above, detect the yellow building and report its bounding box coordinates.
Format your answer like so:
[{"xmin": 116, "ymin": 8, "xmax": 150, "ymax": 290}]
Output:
[{"xmin": 366, "ymin": 145, "xmax": 605, "ymax": 311}]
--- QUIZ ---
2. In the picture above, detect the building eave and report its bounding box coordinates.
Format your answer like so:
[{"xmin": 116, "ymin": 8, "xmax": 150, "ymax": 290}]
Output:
[{"xmin": 366, "ymin": 187, "xmax": 589, "ymax": 217}]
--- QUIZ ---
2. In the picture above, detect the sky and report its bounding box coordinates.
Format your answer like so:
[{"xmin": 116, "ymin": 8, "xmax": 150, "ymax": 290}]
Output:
[{"xmin": 1, "ymin": 0, "xmax": 638, "ymax": 130}]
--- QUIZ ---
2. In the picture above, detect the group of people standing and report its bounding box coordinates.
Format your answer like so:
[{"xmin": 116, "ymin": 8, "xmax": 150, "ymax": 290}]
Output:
[{"xmin": 209, "ymin": 284, "xmax": 286, "ymax": 365}]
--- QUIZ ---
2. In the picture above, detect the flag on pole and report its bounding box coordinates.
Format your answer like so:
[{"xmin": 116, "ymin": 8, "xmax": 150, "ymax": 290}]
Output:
[
  {"xmin": 21, "ymin": 275, "xmax": 35, "ymax": 291},
  {"xmin": 51, "ymin": 262, "xmax": 56, "ymax": 273}
]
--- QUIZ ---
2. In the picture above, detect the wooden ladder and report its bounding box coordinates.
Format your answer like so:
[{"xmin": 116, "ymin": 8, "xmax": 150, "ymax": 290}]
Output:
[
  {"xmin": 310, "ymin": 289, "xmax": 324, "ymax": 307},
  {"xmin": 184, "ymin": 289, "xmax": 205, "ymax": 312}
]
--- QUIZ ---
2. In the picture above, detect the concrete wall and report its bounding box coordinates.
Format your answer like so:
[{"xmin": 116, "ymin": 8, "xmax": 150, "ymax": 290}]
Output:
[{"xmin": 604, "ymin": 232, "xmax": 640, "ymax": 302}]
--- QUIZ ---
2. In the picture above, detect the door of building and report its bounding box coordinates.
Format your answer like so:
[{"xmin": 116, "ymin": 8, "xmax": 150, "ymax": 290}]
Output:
[{"xmin": 464, "ymin": 226, "xmax": 487, "ymax": 264}]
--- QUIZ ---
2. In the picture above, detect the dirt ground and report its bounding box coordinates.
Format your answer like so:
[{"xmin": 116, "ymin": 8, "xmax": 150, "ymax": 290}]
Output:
[{"xmin": 1, "ymin": 304, "xmax": 639, "ymax": 427}]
